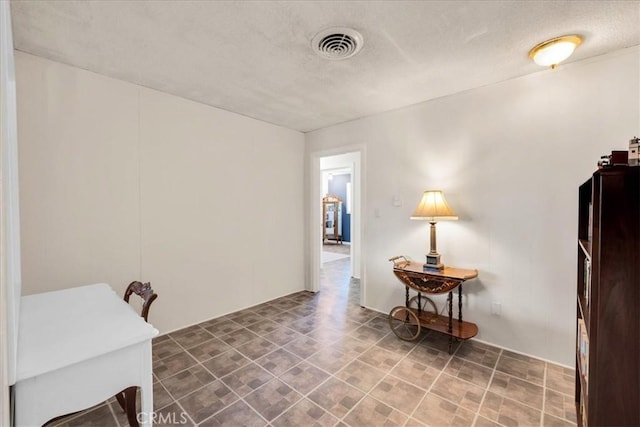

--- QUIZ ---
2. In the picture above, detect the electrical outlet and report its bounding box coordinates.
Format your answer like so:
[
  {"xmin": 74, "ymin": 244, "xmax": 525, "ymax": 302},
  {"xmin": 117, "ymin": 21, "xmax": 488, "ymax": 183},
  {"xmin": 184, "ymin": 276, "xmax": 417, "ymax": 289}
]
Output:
[{"xmin": 491, "ymin": 302, "xmax": 501, "ymax": 316}]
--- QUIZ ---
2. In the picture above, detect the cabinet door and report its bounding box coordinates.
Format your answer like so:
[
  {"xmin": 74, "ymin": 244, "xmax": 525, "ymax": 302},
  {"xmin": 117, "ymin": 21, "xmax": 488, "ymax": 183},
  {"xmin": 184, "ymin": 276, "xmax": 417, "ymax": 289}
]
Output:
[
  {"xmin": 325, "ymin": 210, "xmax": 334, "ymax": 234},
  {"xmin": 336, "ymin": 202, "xmax": 342, "ymax": 237}
]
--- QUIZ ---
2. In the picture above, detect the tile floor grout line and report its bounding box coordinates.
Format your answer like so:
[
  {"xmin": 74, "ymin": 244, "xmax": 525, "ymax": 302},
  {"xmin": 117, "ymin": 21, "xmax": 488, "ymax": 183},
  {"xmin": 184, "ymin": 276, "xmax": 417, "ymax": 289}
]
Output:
[
  {"xmin": 497, "ymin": 351, "xmax": 551, "ymax": 387},
  {"xmin": 330, "ymin": 374, "xmax": 370, "ymax": 425},
  {"xmin": 364, "ymin": 337, "xmax": 424, "ymax": 419},
  {"xmin": 214, "ymin": 357, "xmax": 311, "ymax": 422},
  {"xmin": 376, "ymin": 349, "xmax": 436, "ymax": 392},
  {"xmin": 447, "ymin": 347, "xmax": 501, "ymax": 373},
  {"xmin": 172, "ymin": 399, "xmax": 197, "ymax": 426},
  {"xmin": 166, "ymin": 319, "xmax": 302, "ymax": 382},
  {"xmin": 480, "ymin": 373, "xmax": 556, "ymax": 417},
  {"xmin": 338, "ymin": 331, "xmax": 442, "ymax": 423},
  {"xmin": 192, "ymin": 363, "xmax": 270, "ymax": 426},
  {"xmin": 340, "ymin": 326, "xmax": 466, "ymax": 422},
  {"xmin": 350, "ymin": 347, "xmax": 433, "ymax": 420},
  {"xmin": 541, "ymin": 362, "xmax": 548, "ymax": 427},
  {"xmin": 480, "ymin": 388, "xmax": 558, "ymax": 427},
  {"xmin": 291, "ymin": 343, "xmax": 376, "ymax": 423},
  {"xmin": 471, "ymin": 348, "xmax": 502, "ymax": 427},
  {"xmin": 152, "ymin": 380, "xmax": 179, "ymax": 414},
  {"xmin": 269, "ymin": 397, "xmax": 337, "ymax": 427},
  {"xmin": 406, "ymin": 335, "xmax": 463, "ymax": 423},
  {"xmin": 156, "ymin": 334, "xmax": 222, "ymax": 401},
  {"xmin": 107, "ymin": 400, "xmax": 127, "ymax": 427},
  {"xmin": 159, "ymin": 331, "xmax": 269, "ymax": 411},
  {"xmin": 477, "ymin": 352, "xmax": 559, "ymax": 426},
  {"xmin": 106, "ymin": 400, "xmax": 124, "ymax": 427}
]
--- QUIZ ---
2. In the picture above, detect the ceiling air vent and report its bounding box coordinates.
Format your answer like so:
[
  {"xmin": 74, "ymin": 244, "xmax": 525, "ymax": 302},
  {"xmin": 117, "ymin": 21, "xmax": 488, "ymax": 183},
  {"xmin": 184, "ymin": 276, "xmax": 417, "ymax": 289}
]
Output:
[{"xmin": 312, "ymin": 27, "xmax": 364, "ymax": 60}]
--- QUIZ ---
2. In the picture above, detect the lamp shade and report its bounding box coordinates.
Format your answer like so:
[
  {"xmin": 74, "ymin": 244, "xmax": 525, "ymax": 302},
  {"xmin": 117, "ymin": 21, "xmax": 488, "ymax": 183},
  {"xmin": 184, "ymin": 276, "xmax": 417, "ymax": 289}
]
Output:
[{"xmin": 411, "ymin": 190, "xmax": 458, "ymax": 221}]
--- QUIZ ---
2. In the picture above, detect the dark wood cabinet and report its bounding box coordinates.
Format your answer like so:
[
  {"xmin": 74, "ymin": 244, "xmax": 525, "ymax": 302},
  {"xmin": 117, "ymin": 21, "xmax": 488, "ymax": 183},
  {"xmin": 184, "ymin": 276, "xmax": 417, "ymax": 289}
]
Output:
[{"xmin": 576, "ymin": 166, "xmax": 640, "ymax": 427}]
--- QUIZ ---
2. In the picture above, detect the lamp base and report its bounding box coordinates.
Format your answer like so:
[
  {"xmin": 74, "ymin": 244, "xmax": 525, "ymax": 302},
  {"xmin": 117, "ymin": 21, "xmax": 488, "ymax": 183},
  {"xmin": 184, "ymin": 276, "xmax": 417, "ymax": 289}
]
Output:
[{"xmin": 423, "ymin": 254, "xmax": 444, "ymax": 271}]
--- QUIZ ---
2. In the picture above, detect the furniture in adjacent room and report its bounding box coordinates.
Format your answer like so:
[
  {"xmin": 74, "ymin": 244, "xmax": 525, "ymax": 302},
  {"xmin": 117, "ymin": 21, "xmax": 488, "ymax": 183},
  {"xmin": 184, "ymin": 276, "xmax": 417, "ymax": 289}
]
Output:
[
  {"xmin": 576, "ymin": 166, "xmax": 639, "ymax": 426},
  {"xmin": 115, "ymin": 281, "xmax": 159, "ymax": 427},
  {"xmin": 13, "ymin": 283, "xmax": 158, "ymax": 427},
  {"xmin": 322, "ymin": 194, "xmax": 343, "ymax": 244},
  {"xmin": 388, "ymin": 255, "xmax": 479, "ymax": 353}
]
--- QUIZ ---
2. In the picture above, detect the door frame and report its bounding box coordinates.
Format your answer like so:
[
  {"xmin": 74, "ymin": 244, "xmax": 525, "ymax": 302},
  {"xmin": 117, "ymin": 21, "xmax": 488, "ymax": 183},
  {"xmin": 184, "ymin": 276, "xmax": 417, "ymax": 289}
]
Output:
[{"xmin": 308, "ymin": 146, "xmax": 366, "ymax": 307}]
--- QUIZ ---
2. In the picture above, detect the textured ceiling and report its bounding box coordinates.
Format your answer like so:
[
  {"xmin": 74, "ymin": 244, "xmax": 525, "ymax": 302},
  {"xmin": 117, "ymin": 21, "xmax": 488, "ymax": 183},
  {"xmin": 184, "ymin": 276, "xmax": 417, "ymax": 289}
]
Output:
[{"xmin": 10, "ymin": 1, "xmax": 640, "ymax": 132}]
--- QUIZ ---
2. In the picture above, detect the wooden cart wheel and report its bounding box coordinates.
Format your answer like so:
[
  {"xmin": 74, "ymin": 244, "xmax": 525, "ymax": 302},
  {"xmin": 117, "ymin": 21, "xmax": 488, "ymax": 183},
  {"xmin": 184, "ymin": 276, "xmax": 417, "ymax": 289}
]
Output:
[
  {"xmin": 408, "ymin": 295, "xmax": 438, "ymax": 324},
  {"xmin": 388, "ymin": 306, "xmax": 421, "ymax": 341}
]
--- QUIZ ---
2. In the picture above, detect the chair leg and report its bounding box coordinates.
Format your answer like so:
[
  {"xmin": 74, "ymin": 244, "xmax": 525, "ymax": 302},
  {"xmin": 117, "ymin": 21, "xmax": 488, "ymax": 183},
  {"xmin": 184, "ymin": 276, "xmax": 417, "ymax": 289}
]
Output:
[
  {"xmin": 124, "ymin": 386, "xmax": 139, "ymax": 427},
  {"xmin": 115, "ymin": 391, "xmax": 126, "ymax": 411}
]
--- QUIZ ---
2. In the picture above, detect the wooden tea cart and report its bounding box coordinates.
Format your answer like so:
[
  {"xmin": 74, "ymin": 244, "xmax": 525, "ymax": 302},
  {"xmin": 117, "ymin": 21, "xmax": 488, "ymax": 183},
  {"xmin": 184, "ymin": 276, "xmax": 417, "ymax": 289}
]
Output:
[{"xmin": 388, "ymin": 256, "xmax": 479, "ymax": 353}]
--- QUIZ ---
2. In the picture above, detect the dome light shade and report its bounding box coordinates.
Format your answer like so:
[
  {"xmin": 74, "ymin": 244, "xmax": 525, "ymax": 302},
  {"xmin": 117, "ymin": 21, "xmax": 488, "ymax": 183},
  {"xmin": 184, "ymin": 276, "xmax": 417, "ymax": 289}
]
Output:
[{"xmin": 529, "ymin": 35, "xmax": 583, "ymax": 69}]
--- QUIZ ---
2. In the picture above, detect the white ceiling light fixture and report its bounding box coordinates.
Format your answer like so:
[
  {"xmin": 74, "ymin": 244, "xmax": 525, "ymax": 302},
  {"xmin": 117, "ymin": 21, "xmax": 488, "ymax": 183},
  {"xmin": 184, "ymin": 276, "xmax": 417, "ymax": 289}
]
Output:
[
  {"xmin": 312, "ymin": 27, "xmax": 364, "ymax": 60},
  {"xmin": 529, "ymin": 35, "xmax": 583, "ymax": 69}
]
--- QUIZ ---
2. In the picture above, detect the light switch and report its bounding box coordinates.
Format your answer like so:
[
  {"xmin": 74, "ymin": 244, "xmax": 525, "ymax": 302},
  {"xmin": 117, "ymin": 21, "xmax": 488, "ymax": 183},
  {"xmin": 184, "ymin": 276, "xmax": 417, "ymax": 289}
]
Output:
[{"xmin": 491, "ymin": 302, "xmax": 501, "ymax": 316}]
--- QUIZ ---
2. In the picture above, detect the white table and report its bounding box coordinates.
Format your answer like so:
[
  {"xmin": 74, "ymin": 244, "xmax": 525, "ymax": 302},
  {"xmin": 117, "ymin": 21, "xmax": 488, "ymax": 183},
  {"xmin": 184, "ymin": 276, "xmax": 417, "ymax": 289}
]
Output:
[{"xmin": 14, "ymin": 283, "xmax": 158, "ymax": 427}]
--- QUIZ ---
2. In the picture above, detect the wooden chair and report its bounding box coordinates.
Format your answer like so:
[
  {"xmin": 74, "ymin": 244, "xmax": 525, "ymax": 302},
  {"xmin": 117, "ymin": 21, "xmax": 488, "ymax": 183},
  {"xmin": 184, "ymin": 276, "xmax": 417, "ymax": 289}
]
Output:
[{"xmin": 116, "ymin": 281, "xmax": 158, "ymax": 427}]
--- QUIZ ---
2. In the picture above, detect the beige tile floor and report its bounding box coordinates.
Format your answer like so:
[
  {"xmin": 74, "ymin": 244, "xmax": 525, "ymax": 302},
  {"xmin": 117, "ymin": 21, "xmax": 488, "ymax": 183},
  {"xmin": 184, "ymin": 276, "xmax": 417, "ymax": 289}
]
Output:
[{"xmin": 48, "ymin": 257, "xmax": 577, "ymax": 426}]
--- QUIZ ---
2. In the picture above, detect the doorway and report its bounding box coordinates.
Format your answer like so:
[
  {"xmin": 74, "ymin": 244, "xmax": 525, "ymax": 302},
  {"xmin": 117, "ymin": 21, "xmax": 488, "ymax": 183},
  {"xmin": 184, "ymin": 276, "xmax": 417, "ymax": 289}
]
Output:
[
  {"xmin": 309, "ymin": 149, "xmax": 364, "ymax": 307},
  {"xmin": 321, "ymin": 170, "xmax": 351, "ymax": 266}
]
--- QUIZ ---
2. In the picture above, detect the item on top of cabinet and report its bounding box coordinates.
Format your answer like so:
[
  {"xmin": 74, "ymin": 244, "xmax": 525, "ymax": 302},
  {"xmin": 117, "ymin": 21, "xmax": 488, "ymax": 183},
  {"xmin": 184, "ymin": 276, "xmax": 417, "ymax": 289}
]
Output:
[
  {"xmin": 598, "ymin": 148, "xmax": 632, "ymax": 169},
  {"xmin": 597, "ymin": 155, "xmax": 611, "ymax": 168},
  {"xmin": 629, "ymin": 136, "xmax": 639, "ymax": 166},
  {"xmin": 610, "ymin": 150, "xmax": 628, "ymax": 165}
]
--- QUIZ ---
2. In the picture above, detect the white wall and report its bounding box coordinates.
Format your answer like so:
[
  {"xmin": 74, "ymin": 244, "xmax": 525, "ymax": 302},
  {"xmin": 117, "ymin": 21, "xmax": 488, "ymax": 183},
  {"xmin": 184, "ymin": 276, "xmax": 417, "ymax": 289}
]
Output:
[
  {"xmin": 305, "ymin": 47, "xmax": 640, "ymax": 366},
  {"xmin": 1, "ymin": 0, "xmax": 22, "ymax": 418},
  {"xmin": 16, "ymin": 52, "xmax": 305, "ymax": 333}
]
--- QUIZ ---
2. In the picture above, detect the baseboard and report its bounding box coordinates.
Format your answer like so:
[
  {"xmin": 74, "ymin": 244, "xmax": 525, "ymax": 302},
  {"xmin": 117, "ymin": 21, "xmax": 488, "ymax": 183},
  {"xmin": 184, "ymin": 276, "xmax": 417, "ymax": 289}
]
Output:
[
  {"xmin": 157, "ymin": 288, "xmax": 311, "ymax": 337},
  {"xmin": 361, "ymin": 306, "xmax": 572, "ymax": 369}
]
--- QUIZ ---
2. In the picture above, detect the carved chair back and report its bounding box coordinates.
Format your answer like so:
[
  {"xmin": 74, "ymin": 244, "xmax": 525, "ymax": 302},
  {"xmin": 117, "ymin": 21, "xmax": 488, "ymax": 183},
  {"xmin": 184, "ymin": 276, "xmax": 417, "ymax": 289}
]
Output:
[
  {"xmin": 124, "ymin": 281, "xmax": 158, "ymax": 322},
  {"xmin": 117, "ymin": 281, "xmax": 158, "ymax": 426}
]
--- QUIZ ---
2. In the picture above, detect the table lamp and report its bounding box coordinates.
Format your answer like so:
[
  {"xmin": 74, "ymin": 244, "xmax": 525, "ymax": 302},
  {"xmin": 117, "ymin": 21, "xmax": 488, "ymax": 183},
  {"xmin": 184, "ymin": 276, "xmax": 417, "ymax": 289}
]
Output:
[{"xmin": 411, "ymin": 190, "xmax": 458, "ymax": 270}]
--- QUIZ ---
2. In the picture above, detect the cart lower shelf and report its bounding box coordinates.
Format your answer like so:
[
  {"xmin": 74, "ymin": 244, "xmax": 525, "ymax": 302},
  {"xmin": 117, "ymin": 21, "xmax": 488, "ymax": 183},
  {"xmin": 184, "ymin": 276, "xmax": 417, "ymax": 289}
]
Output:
[{"xmin": 390, "ymin": 307, "xmax": 478, "ymax": 340}]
